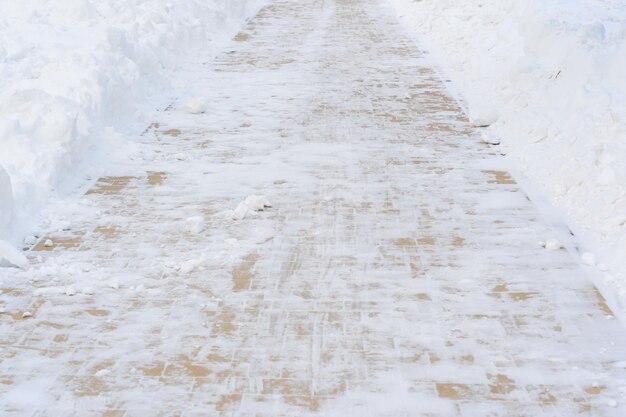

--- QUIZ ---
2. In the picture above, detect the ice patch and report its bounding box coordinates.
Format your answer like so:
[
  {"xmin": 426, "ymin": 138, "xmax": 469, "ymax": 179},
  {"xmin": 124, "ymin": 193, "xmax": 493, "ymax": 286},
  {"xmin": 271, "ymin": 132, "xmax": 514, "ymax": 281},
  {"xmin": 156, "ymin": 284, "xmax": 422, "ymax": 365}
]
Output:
[{"xmin": 0, "ymin": 240, "xmax": 29, "ymax": 269}]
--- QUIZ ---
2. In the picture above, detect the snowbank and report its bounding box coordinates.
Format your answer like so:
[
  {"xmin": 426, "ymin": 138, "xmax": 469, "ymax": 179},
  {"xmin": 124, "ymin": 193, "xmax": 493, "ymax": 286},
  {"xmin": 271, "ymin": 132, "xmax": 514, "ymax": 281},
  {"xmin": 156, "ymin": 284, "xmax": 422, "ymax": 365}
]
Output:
[
  {"xmin": 0, "ymin": 0, "xmax": 265, "ymax": 241},
  {"xmin": 0, "ymin": 166, "xmax": 12, "ymax": 235},
  {"xmin": 389, "ymin": 0, "xmax": 626, "ymax": 309}
]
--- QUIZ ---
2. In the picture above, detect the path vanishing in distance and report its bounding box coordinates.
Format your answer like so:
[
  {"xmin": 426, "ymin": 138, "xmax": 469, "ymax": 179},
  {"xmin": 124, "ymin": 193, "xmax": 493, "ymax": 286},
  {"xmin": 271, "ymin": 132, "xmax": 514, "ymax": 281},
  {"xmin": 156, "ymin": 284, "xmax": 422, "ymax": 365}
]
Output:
[{"xmin": 2, "ymin": 0, "xmax": 626, "ymax": 415}]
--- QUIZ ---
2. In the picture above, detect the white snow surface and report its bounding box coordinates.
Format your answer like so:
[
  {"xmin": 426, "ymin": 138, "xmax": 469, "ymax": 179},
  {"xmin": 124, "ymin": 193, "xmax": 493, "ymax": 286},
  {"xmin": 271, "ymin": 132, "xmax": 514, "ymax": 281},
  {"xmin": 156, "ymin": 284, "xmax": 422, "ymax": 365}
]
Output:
[
  {"xmin": 389, "ymin": 0, "xmax": 626, "ymax": 314},
  {"xmin": 0, "ymin": 0, "xmax": 266, "ymax": 242},
  {"xmin": 0, "ymin": 239, "xmax": 29, "ymax": 269},
  {"xmin": 0, "ymin": 166, "xmax": 12, "ymax": 235}
]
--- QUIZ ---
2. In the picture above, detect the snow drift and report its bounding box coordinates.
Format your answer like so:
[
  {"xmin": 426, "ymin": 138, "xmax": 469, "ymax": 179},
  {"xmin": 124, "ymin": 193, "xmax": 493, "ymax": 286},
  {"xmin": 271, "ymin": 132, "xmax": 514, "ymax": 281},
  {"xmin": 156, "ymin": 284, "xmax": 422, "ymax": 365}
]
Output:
[
  {"xmin": 0, "ymin": 0, "xmax": 265, "ymax": 242},
  {"xmin": 389, "ymin": 0, "xmax": 626, "ymax": 313}
]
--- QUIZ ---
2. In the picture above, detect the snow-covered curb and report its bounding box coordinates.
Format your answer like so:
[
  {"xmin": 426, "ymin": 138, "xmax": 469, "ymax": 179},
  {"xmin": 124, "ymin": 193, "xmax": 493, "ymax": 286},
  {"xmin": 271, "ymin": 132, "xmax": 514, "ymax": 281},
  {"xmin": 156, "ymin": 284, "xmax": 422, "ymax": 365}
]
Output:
[
  {"xmin": 0, "ymin": 0, "xmax": 265, "ymax": 243},
  {"xmin": 388, "ymin": 0, "xmax": 626, "ymax": 316}
]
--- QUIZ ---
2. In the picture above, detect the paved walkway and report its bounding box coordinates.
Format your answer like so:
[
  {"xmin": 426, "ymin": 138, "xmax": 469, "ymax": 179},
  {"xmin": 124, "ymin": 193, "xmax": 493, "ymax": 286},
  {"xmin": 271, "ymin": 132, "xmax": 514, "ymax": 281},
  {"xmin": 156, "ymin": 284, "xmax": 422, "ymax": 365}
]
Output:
[{"xmin": 2, "ymin": 0, "xmax": 626, "ymax": 415}]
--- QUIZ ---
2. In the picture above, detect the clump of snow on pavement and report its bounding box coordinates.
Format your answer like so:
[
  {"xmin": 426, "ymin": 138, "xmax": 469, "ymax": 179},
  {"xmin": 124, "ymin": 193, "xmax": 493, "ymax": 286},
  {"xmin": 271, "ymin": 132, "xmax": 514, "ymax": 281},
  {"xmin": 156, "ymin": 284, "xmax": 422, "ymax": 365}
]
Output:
[
  {"xmin": 540, "ymin": 239, "xmax": 564, "ymax": 251},
  {"xmin": 184, "ymin": 216, "xmax": 205, "ymax": 235},
  {"xmin": 231, "ymin": 195, "xmax": 272, "ymax": 220},
  {"xmin": 183, "ymin": 97, "xmax": 209, "ymax": 114},
  {"xmin": 244, "ymin": 195, "xmax": 272, "ymax": 211},
  {"xmin": 389, "ymin": 0, "xmax": 626, "ymax": 314},
  {"xmin": 0, "ymin": 0, "xmax": 266, "ymax": 245}
]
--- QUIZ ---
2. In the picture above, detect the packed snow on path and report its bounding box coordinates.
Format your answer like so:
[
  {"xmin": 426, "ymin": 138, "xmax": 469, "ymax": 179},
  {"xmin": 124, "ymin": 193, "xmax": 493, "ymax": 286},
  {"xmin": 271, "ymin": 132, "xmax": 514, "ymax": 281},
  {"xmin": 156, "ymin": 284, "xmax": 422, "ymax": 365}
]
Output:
[
  {"xmin": 389, "ymin": 0, "xmax": 626, "ymax": 315},
  {"xmin": 0, "ymin": 0, "xmax": 265, "ymax": 247}
]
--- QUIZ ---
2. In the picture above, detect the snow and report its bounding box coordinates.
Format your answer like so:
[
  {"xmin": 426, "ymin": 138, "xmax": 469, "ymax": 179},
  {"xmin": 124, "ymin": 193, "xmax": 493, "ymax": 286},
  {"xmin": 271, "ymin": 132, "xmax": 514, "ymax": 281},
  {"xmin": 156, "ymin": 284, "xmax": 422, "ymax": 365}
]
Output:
[
  {"xmin": 231, "ymin": 195, "xmax": 272, "ymax": 220},
  {"xmin": 184, "ymin": 216, "xmax": 205, "ymax": 235},
  {"xmin": 244, "ymin": 195, "xmax": 272, "ymax": 211},
  {"xmin": 232, "ymin": 201, "xmax": 250, "ymax": 221},
  {"xmin": 0, "ymin": 166, "xmax": 13, "ymax": 235},
  {"xmin": 582, "ymin": 252, "xmax": 597, "ymax": 266},
  {"xmin": 0, "ymin": 239, "xmax": 29, "ymax": 269},
  {"xmin": 183, "ymin": 97, "xmax": 209, "ymax": 114},
  {"xmin": 0, "ymin": 0, "xmax": 267, "ymax": 245},
  {"xmin": 480, "ymin": 132, "xmax": 501, "ymax": 146},
  {"xmin": 1, "ymin": 0, "xmax": 625, "ymax": 413},
  {"xmin": 389, "ymin": 0, "xmax": 626, "ymax": 316},
  {"xmin": 542, "ymin": 239, "xmax": 564, "ymax": 251}
]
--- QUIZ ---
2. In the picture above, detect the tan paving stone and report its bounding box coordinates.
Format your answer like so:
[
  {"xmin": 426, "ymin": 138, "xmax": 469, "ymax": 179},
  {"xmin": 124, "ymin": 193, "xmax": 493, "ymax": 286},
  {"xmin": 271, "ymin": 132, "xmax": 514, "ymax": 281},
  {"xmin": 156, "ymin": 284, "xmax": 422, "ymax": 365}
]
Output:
[{"xmin": 1, "ymin": 0, "xmax": 626, "ymax": 416}]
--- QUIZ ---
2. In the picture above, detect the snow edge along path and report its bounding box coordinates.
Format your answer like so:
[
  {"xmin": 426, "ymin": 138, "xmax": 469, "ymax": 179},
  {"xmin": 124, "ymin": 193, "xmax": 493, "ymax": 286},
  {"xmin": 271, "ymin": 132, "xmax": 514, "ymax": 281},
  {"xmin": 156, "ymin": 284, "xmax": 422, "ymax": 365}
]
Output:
[
  {"xmin": 0, "ymin": 0, "xmax": 267, "ymax": 246},
  {"xmin": 387, "ymin": 0, "xmax": 626, "ymax": 322}
]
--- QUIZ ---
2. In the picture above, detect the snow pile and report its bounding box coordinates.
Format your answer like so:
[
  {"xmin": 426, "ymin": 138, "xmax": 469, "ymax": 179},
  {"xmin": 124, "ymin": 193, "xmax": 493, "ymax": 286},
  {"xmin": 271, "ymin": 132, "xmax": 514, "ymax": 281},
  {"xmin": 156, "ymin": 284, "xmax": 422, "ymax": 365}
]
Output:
[
  {"xmin": 0, "ymin": 0, "xmax": 265, "ymax": 241},
  {"xmin": 390, "ymin": 0, "xmax": 626, "ymax": 303}
]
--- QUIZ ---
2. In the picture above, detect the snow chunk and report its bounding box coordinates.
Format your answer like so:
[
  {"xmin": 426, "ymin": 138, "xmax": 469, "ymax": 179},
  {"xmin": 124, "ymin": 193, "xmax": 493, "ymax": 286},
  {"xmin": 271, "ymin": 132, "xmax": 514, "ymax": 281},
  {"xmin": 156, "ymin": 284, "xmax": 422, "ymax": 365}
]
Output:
[
  {"xmin": 231, "ymin": 195, "xmax": 272, "ymax": 221},
  {"xmin": 581, "ymin": 252, "xmax": 596, "ymax": 266},
  {"xmin": 65, "ymin": 286, "xmax": 76, "ymax": 296},
  {"xmin": 469, "ymin": 108, "xmax": 498, "ymax": 128},
  {"xmin": 185, "ymin": 216, "xmax": 205, "ymax": 235},
  {"xmin": 44, "ymin": 239, "xmax": 54, "ymax": 247},
  {"xmin": 540, "ymin": 239, "xmax": 563, "ymax": 251},
  {"xmin": 480, "ymin": 131, "xmax": 501, "ymax": 145},
  {"xmin": 232, "ymin": 202, "xmax": 250, "ymax": 220},
  {"xmin": 244, "ymin": 195, "xmax": 272, "ymax": 211},
  {"xmin": 183, "ymin": 97, "xmax": 208, "ymax": 114},
  {"xmin": 0, "ymin": 240, "xmax": 29, "ymax": 269}
]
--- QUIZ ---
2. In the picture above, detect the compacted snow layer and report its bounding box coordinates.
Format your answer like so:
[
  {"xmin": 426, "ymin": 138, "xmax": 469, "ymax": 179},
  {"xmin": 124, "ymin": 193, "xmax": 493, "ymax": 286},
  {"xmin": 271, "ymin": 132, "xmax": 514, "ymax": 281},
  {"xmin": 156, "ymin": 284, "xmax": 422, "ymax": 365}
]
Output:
[
  {"xmin": 0, "ymin": 0, "xmax": 265, "ymax": 243},
  {"xmin": 389, "ymin": 0, "xmax": 626, "ymax": 314}
]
